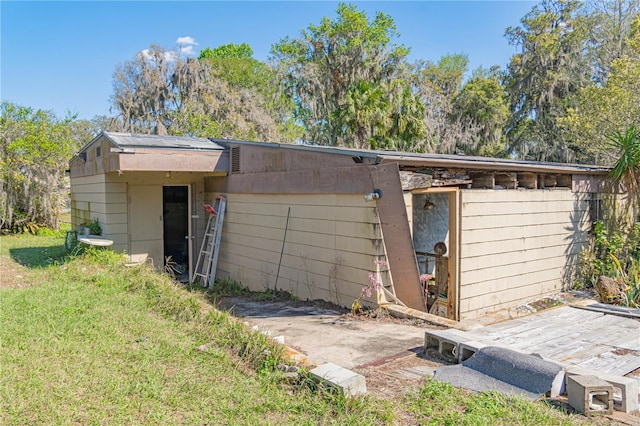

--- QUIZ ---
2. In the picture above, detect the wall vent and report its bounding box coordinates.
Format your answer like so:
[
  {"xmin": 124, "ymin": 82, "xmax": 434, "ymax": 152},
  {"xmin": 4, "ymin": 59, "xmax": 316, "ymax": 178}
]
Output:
[{"xmin": 231, "ymin": 146, "xmax": 240, "ymax": 173}]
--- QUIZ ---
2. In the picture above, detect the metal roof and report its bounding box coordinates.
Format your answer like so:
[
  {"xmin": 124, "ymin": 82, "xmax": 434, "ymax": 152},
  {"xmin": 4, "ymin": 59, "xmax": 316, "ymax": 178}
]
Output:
[{"xmin": 90, "ymin": 131, "xmax": 224, "ymax": 152}]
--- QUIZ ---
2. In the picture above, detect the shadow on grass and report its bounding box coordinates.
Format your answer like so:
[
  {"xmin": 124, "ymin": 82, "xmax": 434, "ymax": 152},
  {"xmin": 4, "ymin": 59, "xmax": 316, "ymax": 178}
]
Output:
[{"xmin": 9, "ymin": 245, "xmax": 69, "ymax": 268}]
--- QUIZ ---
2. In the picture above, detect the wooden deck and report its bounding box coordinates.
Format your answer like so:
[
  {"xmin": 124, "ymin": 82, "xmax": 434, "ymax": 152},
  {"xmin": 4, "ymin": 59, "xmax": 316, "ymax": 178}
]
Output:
[{"xmin": 465, "ymin": 306, "xmax": 640, "ymax": 376}]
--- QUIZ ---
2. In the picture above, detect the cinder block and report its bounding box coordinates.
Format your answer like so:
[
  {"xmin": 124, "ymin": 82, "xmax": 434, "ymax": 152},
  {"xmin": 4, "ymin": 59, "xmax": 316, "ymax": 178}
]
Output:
[
  {"xmin": 424, "ymin": 329, "xmax": 471, "ymax": 362},
  {"xmin": 567, "ymin": 375, "xmax": 614, "ymax": 416},
  {"xmin": 566, "ymin": 368, "xmax": 639, "ymax": 413},
  {"xmin": 457, "ymin": 340, "xmax": 489, "ymax": 363},
  {"xmin": 309, "ymin": 363, "xmax": 367, "ymax": 397}
]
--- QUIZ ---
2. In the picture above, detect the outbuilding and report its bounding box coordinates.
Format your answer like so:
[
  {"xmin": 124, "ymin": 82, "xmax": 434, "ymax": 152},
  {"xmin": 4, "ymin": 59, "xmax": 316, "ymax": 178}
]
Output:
[{"xmin": 70, "ymin": 132, "xmax": 611, "ymax": 321}]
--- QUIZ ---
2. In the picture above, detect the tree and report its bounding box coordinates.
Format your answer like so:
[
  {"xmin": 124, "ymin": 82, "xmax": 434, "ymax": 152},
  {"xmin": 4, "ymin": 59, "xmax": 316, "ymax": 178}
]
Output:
[
  {"xmin": 197, "ymin": 43, "xmax": 300, "ymax": 141},
  {"xmin": 111, "ymin": 44, "xmax": 297, "ymax": 142},
  {"xmin": 586, "ymin": 0, "xmax": 640, "ymax": 84},
  {"xmin": 0, "ymin": 102, "xmax": 81, "ymax": 230},
  {"xmin": 562, "ymin": 15, "xmax": 640, "ymax": 164},
  {"xmin": 271, "ymin": 3, "xmax": 410, "ymax": 147},
  {"xmin": 199, "ymin": 42, "xmax": 253, "ymax": 60},
  {"xmin": 111, "ymin": 44, "xmax": 178, "ymax": 134},
  {"xmin": 408, "ymin": 54, "xmax": 487, "ymax": 154},
  {"xmin": 452, "ymin": 67, "xmax": 509, "ymax": 156},
  {"xmin": 503, "ymin": 0, "xmax": 593, "ymax": 162},
  {"xmin": 607, "ymin": 126, "xmax": 640, "ymax": 202}
]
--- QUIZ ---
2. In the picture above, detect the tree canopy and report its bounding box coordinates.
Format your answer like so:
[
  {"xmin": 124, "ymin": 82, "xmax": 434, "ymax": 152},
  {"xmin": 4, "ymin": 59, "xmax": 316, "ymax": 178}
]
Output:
[
  {"xmin": 562, "ymin": 15, "xmax": 640, "ymax": 164},
  {"xmin": 111, "ymin": 44, "xmax": 300, "ymax": 142},
  {"xmin": 0, "ymin": 102, "xmax": 88, "ymax": 230}
]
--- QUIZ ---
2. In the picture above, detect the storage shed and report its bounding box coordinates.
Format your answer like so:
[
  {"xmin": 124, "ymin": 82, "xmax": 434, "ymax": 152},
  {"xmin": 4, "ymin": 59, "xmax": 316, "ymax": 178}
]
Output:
[{"xmin": 70, "ymin": 132, "xmax": 611, "ymax": 321}]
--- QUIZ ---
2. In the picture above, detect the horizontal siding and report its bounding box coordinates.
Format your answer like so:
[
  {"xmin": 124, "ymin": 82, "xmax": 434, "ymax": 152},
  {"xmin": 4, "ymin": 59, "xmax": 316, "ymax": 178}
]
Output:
[
  {"xmin": 460, "ymin": 189, "xmax": 579, "ymax": 203},
  {"xmin": 72, "ymin": 182, "xmax": 126, "ymax": 194},
  {"xmin": 459, "ymin": 189, "xmax": 590, "ymax": 320},
  {"xmin": 213, "ymin": 193, "xmax": 385, "ymax": 308},
  {"xmin": 459, "ymin": 277, "xmax": 562, "ymax": 318},
  {"xmin": 461, "ymin": 211, "xmax": 590, "ymax": 230},
  {"xmin": 70, "ymin": 175, "xmax": 106, "ymax": 230},
  {"xmin": 462, "ymin": 244, "xmax": 583, "ymax": 272},
  {"xmin": 462, "ymin": 199, "xmax": 589, "ymax": 217},
  {"xmin": 462, "ymin": 234, "xmax": 587, "ymax": 258},
  {"xmin": 462, "ymin": 221, "xmax": 589, "ymax": 245},
  {"xmin": 71, "ymin": 192, "xmax": 127, "ymax": 205},
  {"xmin": 461, "ymin": 253, "xmax": 581, "ymax": 298}
]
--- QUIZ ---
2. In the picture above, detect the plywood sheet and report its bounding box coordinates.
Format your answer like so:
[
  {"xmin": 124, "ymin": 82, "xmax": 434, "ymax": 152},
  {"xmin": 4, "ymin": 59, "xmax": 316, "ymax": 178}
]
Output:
[
  {"xmin": 465, "ymin": 306, "xmax": 640, "ymax": 376},
  {"xmin": 371, "ymin": 163, "xmax": 423, "ymax": 311}
]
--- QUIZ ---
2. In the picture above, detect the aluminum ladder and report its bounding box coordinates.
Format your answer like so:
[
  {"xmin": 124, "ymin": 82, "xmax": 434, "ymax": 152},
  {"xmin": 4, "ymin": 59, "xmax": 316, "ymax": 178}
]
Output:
[{"xmin": 191, "ymin": 196, "xmax": 226, "ymax": 289}]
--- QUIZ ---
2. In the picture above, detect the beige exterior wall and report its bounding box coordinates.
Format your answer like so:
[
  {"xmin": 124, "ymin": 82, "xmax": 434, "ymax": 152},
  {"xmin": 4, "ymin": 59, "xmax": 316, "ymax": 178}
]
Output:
[
  {"xmin": 70, "ymin": 171, "xmax": 212, "ymax": 268},
  {"xmin": 458, "ymin": 189, "xmax": 590, "ymax": 320},
  {"xmin": 70, "ymin": 173, "xmax": 120, "ymax": 239},
  {"xmin": 209, "ymin": 192, "xmax": 389, "ymax": 308}
]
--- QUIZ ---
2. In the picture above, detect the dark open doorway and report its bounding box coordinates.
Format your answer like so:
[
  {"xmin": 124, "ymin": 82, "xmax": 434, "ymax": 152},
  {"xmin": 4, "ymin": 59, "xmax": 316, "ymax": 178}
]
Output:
[{"xmin": 163, "ymin": 186, "xmax": 189, "ymax": 281}]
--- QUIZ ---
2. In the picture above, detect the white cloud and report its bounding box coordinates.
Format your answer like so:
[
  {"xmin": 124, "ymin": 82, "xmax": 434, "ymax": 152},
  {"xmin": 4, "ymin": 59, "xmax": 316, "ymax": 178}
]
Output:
[
  {"xmin": 176, "ymin": 36, "xmax": 197, "ymax": 46},
  {"xmin": 180, "ymin": 45, "xmax": 196, "ymax": 55}
]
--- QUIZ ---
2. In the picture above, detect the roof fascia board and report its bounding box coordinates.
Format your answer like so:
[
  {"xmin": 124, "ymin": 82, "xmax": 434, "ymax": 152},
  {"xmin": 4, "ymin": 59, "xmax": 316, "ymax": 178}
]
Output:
[
  {"xmin": 209, "ymin": 138, "xmax": 609, "ymax": 175},
  {"xmin": 378, "ymin": 155, "xmax": 610, "ymax": 175},
  {"xmin": 209, "ymin": 138, "xmax": 379, "ymax": 160}
]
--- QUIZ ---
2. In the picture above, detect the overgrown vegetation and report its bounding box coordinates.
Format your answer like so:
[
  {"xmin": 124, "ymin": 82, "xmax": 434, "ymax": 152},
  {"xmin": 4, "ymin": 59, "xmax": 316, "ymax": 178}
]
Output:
[
  {"xmin": 0, "ymin": 234, "xmax": 596, "ymax": 424},
  {"xmin": 577, "ymin": 123, "xmax": 640, "ymax": 307},
  {"xmin": 0, "ymin": 102, "xmax": 100, "ymax": 232},
  {"xmin": 579, "ymin": 220, "xmax": 640, "ymax": 307},
  {"xmin": 406, "ymin": 379, "xmax": 583, "ymax": 426}
]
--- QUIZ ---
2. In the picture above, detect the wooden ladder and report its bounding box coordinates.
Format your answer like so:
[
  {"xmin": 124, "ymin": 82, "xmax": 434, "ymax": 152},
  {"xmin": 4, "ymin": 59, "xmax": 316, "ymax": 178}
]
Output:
[{"xmin": 191, "ymin": 196, "xmax": 226, "ymax": 289}]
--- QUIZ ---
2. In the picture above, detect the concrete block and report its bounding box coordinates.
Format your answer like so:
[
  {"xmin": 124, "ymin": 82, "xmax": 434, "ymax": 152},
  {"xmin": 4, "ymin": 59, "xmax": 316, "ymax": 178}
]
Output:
[
  {"xmin": 566, "ymin": 368, "xmax": 639, "ymax": 413},
  {"xmin": 424, "ymin": 329, "xmax": 470, "ymax": 362},
  {"xmin": 457, "ymin": 340, "xmax": 489, "ymax": 363},
  {"xmin": 567, "ymin": 375, "xmax": 614, "ymax": 416},
  {"xmin": 309, "ymin": 363, "xmax": 367, "ymax": 397}
]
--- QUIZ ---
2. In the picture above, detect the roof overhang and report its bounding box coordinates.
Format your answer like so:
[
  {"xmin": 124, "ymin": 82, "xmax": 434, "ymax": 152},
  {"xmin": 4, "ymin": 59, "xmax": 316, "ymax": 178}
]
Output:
[
  {"xmin": 70, "ymin": 132, "xmax": 228, "ymax": 178},
  {"xmin": 376, "ymin": 153, "xmax": 610, "ymax": 175},
  {"xmin": 210, "ymin": 139, "xmax": 610, "ymax": 176},
  {"xmin": 111, "ymin": 147, "xmax": 228, "ymax": 173}
]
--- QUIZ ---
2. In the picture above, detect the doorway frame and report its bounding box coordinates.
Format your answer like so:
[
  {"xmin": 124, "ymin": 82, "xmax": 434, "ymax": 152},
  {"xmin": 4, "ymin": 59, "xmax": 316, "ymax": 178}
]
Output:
[
  {"xmin": 411, "ymin": 186, "xmax": 460, "ymax": 320},
  {"xmin": 162, "ymin": 184, "xmax": 193, "ymax": 282}
]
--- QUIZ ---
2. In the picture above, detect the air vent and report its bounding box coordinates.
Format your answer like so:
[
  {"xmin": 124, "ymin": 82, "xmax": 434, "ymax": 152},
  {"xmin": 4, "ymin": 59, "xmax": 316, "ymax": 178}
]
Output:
[{"xmin": 231, "ymin": 146, "xmax": 240, "ymax": 173}]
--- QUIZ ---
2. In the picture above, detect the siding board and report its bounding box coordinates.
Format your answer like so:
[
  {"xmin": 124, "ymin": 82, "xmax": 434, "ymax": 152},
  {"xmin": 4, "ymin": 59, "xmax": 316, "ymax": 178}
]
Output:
[
  {"xmin": 459, "ymin": 189, "xmax": 590, "ymax": 320},
  {"xmin": 213, "ymin": 192, "xmax": 385, "ymax": 308},
  {"xmin": 462, "ymin": 222, "xmax": 590, "ymax": 244}
]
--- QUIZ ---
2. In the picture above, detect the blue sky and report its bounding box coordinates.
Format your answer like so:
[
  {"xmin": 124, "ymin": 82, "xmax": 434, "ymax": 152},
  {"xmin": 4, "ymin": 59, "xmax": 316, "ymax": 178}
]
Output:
[{"xmin": 1, "ymin": 1, "xmax": 536, "ymax": 120}]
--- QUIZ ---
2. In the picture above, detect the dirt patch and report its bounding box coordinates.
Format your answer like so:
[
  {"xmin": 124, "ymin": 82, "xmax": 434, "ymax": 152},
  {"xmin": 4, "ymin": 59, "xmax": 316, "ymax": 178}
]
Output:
[{"xmin": 0, "ymin": 255, "xmax": 30, "ymax": 289}]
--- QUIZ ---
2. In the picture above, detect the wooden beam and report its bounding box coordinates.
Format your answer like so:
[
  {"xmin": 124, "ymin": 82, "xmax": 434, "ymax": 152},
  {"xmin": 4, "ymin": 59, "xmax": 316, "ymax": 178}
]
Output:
[
  {"xmin": 495, "ymin": 172, "xmax": 517, "ymax": 189},
  {"xmin": 517, "ymin": 172, "xmax": 538, "ymax": 189},
  {"xmin": 470, "ymin": 172, "xmax": 495, "ymax": 189},
  {"xmin": 540, "ymin": 174, "xmax": 557, "ymax": 188},
  {"xmin": 556, "ymin": 174, "xmax": 572, "ymax": 188},
  {"xmin": 399, "ymin": 171, "xmax": 432, "ymax": 190}
]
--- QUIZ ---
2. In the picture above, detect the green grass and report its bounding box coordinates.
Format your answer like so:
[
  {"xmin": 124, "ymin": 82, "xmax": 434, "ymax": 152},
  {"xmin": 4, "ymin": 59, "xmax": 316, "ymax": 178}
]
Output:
[
  {"xmin": 0, "ymin": 234, "xmax": 597, "ymax": 425},
  {"xmin": 405, "ymin": 379, "xmax": 593, "ymax": 426},
  {"xmin": 0, "ymin": 233, "xmax": 68, "ymax": 267},
  {"xmin": 0, "ymin": 236, "xmax": 393, "ymax": 425}
]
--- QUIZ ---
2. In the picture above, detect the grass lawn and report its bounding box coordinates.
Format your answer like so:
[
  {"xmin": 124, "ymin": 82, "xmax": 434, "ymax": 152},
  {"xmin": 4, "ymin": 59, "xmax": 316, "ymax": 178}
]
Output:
[{"xmin": 0, "ymin": 233, "xmax": 598, "ymax": 425}]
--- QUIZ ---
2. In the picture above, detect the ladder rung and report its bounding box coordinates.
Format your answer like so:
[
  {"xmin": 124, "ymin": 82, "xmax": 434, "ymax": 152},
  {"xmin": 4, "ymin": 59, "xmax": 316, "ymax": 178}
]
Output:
[{"xmin": 191, "ymin": 196, "xmax": 226, "ymax": 286}]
